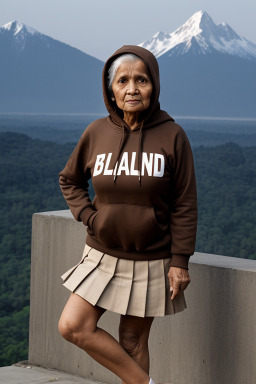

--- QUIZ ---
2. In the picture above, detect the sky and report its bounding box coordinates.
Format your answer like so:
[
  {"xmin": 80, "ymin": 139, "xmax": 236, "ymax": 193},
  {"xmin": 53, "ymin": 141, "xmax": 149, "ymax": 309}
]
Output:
[{"xmin": 1, "ymin": 0, "xmax": 256, "ymax": 61}]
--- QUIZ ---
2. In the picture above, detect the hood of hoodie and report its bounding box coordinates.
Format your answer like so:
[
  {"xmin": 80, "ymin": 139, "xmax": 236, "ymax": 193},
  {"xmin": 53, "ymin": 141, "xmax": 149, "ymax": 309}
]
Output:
[
  {"xmin": 102, "ymin": 45, "xmax": 175, "ymax": 185},
  {"xmin": 102, "ymin": 45, "xmax": 174, "ymax": 130}
]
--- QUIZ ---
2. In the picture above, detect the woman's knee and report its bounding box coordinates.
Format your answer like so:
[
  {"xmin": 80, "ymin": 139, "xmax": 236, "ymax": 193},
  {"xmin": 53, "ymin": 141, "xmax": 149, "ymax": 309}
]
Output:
[
  {"xmin": 58, "ymin": 313, "xmax": 98, "ymax": 347},
  {"xmin": 119, "ymin": 327, "xmax": 143, "ymax": 357},
  {"xmin": 58, "ymin": 294, "xmax": 104, "ymax": 347},
  {"xmin": 58, "ymin": 314, "xmax": 80, "ymax": 343},
  {"xmin": 58, "ymin": 316, "xmax": 71, "ymax": 340},
  {"xmin": 119, "ymin": 315, "xmax": 154, "ymax": 357}
]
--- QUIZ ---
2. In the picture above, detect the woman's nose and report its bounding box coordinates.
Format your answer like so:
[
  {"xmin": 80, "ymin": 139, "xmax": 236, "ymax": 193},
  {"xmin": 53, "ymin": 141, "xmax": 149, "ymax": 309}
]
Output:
[{"xmin": 126, "ymin": 81, "xmax": 138, "ymax": 94}]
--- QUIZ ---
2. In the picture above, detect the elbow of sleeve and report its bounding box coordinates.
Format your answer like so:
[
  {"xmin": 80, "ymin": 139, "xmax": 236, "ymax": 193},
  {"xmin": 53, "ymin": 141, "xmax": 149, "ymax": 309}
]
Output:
[
  {"xmin": 79, "ymin": 207, "xmax": 97, "ymax": 227},
  {"xmin": 59, "ymin": 175, "xmax": 66, "ymax": 188}
]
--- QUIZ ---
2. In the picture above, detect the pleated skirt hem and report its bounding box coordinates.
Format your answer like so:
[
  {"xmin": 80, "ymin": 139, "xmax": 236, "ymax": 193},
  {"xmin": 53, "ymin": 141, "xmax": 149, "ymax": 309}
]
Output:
[{"xmin": 61, "ymin": 244, "xmax": 187, "ymax": 318}]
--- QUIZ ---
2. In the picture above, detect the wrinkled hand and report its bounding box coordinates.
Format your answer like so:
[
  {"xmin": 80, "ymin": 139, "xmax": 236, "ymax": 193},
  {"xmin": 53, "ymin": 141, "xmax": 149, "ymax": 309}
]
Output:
[{"xmin": 167, "ymin": 267, "xmax": 191, "ymax": 300}]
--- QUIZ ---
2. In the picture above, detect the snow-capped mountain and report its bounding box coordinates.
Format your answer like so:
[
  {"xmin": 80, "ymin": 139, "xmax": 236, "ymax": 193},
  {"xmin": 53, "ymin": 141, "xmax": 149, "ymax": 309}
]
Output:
[
  {"xmin": 0, "ymin": 20, "xmax": 105, "ymax": 113},
  {"xmin": 138, "ymin": 10, "xmax": 256, "ymax": 117},
  {"xmin": 139, "ymin": 10, "xmax": 256, "ymax": 60}
]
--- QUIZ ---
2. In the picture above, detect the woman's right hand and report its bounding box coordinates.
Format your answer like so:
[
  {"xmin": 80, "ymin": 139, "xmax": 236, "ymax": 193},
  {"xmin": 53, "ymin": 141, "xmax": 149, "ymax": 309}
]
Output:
[{"xmin": 167, "ymin": 266, "xmax": 191, "ymax": 300}]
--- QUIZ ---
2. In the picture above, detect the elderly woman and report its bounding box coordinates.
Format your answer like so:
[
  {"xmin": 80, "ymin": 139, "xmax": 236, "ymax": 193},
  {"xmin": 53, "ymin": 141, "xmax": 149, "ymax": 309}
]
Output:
[{"xmin": 58, "ymin": 45, "xmax": 197, "ymax": 384}]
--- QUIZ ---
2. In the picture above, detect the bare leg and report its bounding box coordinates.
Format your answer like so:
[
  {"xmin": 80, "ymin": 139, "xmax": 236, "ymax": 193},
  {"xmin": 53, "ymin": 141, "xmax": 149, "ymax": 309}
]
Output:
[
  {"xmin": 119, "ymin": 314, "xmax": 154, "ymax": 384},
  {"xmin": 58, "ymin": 293, "xmax": 150, "ymax": 384}
]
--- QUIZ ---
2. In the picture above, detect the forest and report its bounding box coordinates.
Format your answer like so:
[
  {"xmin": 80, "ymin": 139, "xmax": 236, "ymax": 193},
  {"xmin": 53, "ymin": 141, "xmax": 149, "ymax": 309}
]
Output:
[{"xmin": 0, "ymin": 131, "xmax": 255, "ymax": 366}]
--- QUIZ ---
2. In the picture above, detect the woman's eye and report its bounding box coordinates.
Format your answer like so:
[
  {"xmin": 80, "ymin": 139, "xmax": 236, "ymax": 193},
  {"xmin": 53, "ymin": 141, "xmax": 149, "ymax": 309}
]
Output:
[
  {"xmin": 138, "ymin": 78, "xmax": 146, "ymax": 83},
  {"xmin": 118, "ymin": 78, "xmax": 126, "ymax": 84}
]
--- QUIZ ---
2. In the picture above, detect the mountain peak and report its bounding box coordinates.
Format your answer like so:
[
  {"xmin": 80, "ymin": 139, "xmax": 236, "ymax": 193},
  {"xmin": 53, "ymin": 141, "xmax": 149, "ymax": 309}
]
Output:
[
  {"xmin": 190, "ymin": 10, "xmax": 212, "ymax": 22},
  {"xmin": 185, "ymin": 10, "xmax": 213, "ymax": 28},
  {"xmin": 173, "ymin": 10, "xmax": 216, "ymax": 41},
  {"xmin": 139, "ymin": 10, "xmax": 256, "ymax": 60},
  {"xmin": 1, "ymin": 20, "xmax": 37, "ymax": 36}
]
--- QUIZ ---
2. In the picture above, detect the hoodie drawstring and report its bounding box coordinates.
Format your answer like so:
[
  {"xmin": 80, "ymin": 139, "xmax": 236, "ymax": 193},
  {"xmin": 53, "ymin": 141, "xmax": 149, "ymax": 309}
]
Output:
[
  {"xmin": 113, "ymin": 121, "xmax": 144, "ymax": 187},
  {"xmin": 137, "ymin": 120, "xmax": 144, "ymax": 186},
  {"xmin": 113, "ymin": 123, "xmax": 125, "ymax": 184}
]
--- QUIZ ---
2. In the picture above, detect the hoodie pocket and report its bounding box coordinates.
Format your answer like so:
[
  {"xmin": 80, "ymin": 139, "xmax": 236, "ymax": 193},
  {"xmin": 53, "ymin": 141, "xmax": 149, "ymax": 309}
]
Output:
[{"xmin": 92, "ymin": 203, "xmax": 163, "ymax": 252}]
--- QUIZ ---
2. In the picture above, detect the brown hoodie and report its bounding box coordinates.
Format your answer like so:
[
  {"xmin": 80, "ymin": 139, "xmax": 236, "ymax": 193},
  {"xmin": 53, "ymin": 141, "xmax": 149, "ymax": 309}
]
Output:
[{"xmin": 59, "ymin": 45, "xmax": 197, "ymax": 269}]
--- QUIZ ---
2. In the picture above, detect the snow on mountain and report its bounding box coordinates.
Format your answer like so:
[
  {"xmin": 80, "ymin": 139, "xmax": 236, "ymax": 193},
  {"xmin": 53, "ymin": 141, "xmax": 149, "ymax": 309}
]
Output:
[
  {"xmin": 0, "ymin": 20, "xmax": 40, "ymax": 52},
  {"xmin": 2, "ymin": 20, "xmax": 38, "ymax": 36},
  {"xmin": 139, "ymin": 10, "xmax": 256, "ymax": 60}
]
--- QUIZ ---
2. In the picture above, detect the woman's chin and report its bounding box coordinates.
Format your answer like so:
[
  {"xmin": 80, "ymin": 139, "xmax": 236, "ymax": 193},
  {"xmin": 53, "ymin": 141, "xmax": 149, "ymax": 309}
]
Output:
[{"xmin": 123, "ymin": 106, "xmax": 146, "ymax": 114}]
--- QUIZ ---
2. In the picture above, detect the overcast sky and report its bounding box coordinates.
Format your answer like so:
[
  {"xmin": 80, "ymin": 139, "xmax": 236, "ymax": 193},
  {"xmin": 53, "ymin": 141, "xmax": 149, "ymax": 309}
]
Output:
[{"xmin": 1, "ymin": 0, "xmax": 256, "ymax": 61}]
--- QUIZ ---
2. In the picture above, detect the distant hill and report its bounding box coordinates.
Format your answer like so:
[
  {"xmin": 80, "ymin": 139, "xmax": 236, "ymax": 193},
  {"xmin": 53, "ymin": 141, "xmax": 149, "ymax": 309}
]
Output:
[{"xmin": 1, "ymin": 114, "xmax": 256, "ymax": 147}]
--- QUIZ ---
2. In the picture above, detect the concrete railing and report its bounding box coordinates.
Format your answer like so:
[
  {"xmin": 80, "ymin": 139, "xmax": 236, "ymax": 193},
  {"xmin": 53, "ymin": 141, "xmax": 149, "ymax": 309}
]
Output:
[{"xmin": 29, "ymin": 211, "xmax": 256, "ymax": 384}]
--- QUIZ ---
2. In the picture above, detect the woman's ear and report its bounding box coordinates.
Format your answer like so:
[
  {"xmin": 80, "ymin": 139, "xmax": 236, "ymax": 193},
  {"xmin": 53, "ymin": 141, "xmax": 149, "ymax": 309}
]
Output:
[{"xmin": 110, "ymin": 90, "xmax": 115, "ymax": 101}]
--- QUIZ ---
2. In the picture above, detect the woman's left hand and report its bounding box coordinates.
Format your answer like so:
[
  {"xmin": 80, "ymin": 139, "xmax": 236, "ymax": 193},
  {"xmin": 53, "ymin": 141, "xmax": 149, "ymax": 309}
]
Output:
[{"xmin": 167, "ymin": 267, "xmax": 191, "ymax": 300}]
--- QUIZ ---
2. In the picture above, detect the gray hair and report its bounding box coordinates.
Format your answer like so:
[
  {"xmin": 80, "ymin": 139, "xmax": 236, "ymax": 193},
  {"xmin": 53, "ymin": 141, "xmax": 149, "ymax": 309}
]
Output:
[{"xmin": 107, "ymin": 53, "xmax": 142, "ymax": 92}]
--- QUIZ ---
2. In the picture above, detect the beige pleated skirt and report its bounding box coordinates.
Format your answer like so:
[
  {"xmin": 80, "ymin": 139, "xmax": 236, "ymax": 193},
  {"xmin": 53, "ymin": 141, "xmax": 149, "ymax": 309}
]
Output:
[{"xmin": 61, "ymin": 244, "xmax": 187, "ymax": 317}]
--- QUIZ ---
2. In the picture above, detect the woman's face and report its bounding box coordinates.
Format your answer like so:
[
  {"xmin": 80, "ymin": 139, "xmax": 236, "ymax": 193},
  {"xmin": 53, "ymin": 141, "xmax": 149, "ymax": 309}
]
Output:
[{"xmin": 111, "ymin": 60, "xmax": 153, "ymax": 115}]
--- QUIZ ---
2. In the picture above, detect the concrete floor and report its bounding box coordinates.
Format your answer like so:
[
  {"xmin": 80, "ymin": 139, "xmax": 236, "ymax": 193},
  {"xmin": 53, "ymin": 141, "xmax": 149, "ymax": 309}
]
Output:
[{"xmin": 0, "ymin": 362, "xmax": 104, "ymax": 384}]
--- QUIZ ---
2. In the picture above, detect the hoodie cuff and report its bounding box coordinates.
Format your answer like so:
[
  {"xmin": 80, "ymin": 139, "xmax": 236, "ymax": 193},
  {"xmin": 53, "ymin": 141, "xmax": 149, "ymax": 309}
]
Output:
[
  {"xmin": 169, "ymin": 254, "xmax": 190, "ymax": 270},
  {"xmin": 79, "ymin": 207, "xmax": 97, "ymax": 228}
]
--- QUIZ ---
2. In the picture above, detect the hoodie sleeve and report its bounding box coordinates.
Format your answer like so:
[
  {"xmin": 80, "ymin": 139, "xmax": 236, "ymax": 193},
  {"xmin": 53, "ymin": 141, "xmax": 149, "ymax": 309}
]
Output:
[
  {"xmin": 169, "ymin": 137, "xmax": 198, "ymax": 270},
  {"xmin": 59, "ymin": 131, "xmax": 97, "ymax": 229}
]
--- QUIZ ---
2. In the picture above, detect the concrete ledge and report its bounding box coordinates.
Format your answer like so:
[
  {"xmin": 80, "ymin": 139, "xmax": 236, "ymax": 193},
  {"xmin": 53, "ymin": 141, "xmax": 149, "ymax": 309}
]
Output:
[
  {"xmin": 29, "ymin": 210, "xmax": 256, "ymax": 384},
  {"xmin": 0, "ymin": 363, "xmax": 105, "ymax": 384}
]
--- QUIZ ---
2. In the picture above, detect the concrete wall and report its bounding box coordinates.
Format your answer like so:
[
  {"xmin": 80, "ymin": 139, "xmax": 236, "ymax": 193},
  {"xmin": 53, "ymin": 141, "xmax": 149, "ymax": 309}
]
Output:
[{"xmin": 29, "ymin": 210, "xmax": 256, "ymax": 384}]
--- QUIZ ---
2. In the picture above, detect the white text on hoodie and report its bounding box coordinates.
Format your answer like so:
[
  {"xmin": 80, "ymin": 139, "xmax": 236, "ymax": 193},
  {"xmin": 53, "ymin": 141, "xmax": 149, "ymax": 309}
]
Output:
[{"xmin": 93, "ymin": 152, "xmax": 165, "ymax": 177}]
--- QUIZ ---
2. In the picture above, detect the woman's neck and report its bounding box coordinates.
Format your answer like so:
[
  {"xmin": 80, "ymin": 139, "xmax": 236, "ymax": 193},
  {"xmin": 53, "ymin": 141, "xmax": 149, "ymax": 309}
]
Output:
[{"xmin": 123, "ymin": 112, "xmax": 141, "ymax": 130}]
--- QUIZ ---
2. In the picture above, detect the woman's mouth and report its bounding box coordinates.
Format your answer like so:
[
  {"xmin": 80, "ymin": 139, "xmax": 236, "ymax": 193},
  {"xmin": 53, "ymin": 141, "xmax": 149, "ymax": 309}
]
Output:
[{"xmin": 126, "ymin": 100, "xmax": 141, "ymax": 104}]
